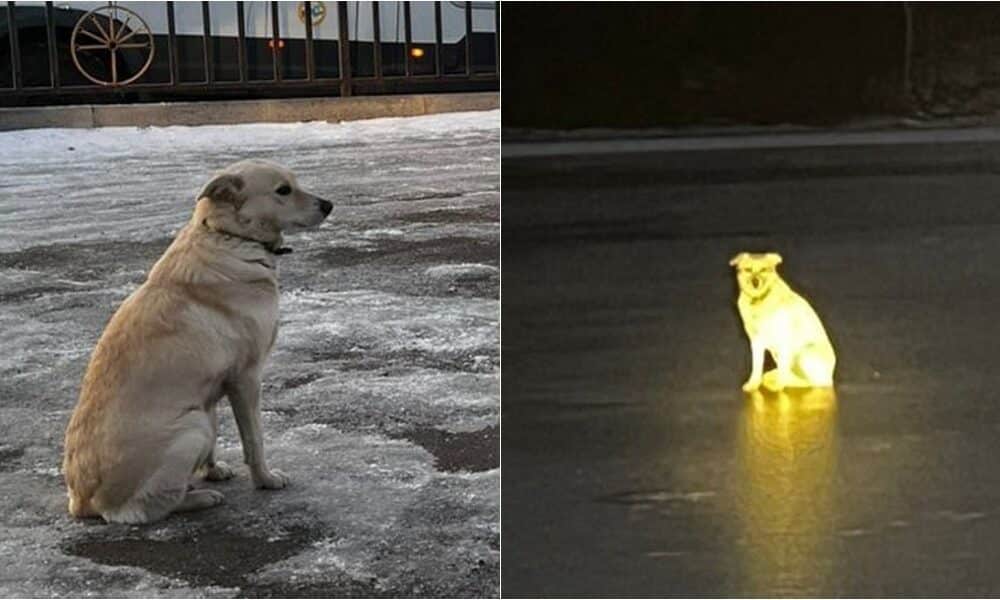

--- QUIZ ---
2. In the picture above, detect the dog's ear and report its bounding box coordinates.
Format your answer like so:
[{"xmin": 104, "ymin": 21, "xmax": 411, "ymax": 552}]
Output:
[
  {"xmin": 765, "ymin": 252, "xmax": 783, "ymax": 267},
  {"xmin": 198, "ymin": 174, "xmax": 246, "ymax": 208},
  {"xmin": 729, "ymin": 252, "xmax": 748, "ymax": 267}
]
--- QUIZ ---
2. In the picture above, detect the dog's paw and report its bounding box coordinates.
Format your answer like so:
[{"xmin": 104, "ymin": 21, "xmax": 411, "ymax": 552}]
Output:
[
  {"xmin": 762, "ymin": 374, "xmax": 785, "ymax": 392},
  {"xmin": 253, "ymin": 469, "xmax": 289, "ymax": 490},
  {"xmin": 742, "ymin": 378, "xmax": 761, "ymax": 392},
  {"xmin": 179, "ymin": 488, "xmax": 226, "ymax": 512},
  {"xmin": 205, "ymin": 461, "xmax": 235, "ymax": 481},
  {"xmin": 201, "ymin": 489, "xmax": 226, "ymax": 505}
]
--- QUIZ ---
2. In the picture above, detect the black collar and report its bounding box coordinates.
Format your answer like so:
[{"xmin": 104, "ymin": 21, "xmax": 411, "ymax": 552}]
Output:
[
  {"xmin": 201, "ymin": 219, "xmax": 292, "ymax": 255},
  {"xmin": 747, "ymin": 284, "xmax": 774, "ymax": 305}
]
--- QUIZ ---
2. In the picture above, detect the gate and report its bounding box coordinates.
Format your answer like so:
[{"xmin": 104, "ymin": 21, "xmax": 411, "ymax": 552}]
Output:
[{"xmin": 0, "ymin": 1, "xmax": 499, "ymax": 106}]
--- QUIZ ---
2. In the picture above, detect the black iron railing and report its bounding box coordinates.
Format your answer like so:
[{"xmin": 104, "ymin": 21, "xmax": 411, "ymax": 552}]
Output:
[{"xmin": 0, "ymin": 0, "xmax": 498, "ymax": 106}]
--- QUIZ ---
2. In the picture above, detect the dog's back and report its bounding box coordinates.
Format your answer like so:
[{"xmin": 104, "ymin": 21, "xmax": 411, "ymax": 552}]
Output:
[{"xmin": 64, "ymin": 282, "xmax": 201, "ymax": 520}]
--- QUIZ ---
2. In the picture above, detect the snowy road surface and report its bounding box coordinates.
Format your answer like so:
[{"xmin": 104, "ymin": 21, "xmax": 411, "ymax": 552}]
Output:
[{"xmin": 0, "ymin": 110, "xmax": 499, "ymax": 597}]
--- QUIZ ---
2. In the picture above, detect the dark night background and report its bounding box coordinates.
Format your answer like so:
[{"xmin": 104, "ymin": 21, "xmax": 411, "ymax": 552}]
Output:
[
  {"xmin": 505, "ymin": 2, "xmax": 1000, "ymax": 128},
  {"xmin": 503, "ymin": 3, "xmax": 1000, "ymax": 597}
]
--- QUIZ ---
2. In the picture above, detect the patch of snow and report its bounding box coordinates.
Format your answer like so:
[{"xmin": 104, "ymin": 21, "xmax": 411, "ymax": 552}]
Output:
[
  {"xmin": 276, "ymin": 288, "xmax": 497, "ymax": 360},
  {"xmin": 425, "ymin": 263, "xmax": 499, "ymax": 281},
  {"xmin": 0, "ymin": 110, "xmax": 498, "ymax": 163},
  {"xmin": 361, "ymin": 228, "xmax": 406, "ymax": 239}
]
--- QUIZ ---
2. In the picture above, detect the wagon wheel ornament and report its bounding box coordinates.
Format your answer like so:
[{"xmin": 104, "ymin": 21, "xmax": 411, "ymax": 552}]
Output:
[{"xmin": 71, "ymin": 4, "xmax": 155, "ymax": 86}]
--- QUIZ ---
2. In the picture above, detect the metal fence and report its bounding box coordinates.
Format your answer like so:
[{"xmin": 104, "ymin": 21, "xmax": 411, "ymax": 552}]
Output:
[{"xmin": 0, "ymin": 1, "xmax": 499, "ymax": 106}]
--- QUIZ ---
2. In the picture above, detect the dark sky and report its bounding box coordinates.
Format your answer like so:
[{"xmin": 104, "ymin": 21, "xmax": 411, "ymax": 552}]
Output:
[{"xmin": 504, "ymin": 2, "xmax": 908, "ymax": 128}]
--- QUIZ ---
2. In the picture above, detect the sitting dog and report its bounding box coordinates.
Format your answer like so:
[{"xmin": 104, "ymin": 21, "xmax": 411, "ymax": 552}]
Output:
[
  {"xmin": 730, "ymin": 252, "xmax": 836, "ymax": 392},
  {"xmin": 63, "ymin": 159, "xmax": 332, "ymax": 524}
]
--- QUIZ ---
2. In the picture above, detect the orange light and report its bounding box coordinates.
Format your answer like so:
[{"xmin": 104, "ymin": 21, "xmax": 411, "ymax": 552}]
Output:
[
  {"xmin": 410, "ymin": 47, "xmax": 425, "ymax": 59},
  {"xmin": 268, "ymin": 39, "xmax": 285, "ymax": 50}
]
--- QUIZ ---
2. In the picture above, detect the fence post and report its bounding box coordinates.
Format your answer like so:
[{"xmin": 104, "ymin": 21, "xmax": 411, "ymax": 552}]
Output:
[
  {"xmin": 270, "ymin": 1, "xmax": 282, "ymax": 81},
  {"xmin": 337, "ymin": 0, "xmax": 351, "ymax": 96},
  {"xmin": 433, "ymin": 1, "xmax": 442, "ymax": 77},
  {"xmin": 373, "ymin": 1, "xmax": 382, "ymax": 79},
  {"xmin": 403, "ymin": 1, "xmax": 412, "ymax": 77},
  {"xmin": 167, "ymin": 1, "xmax": 179, "ymax": 85},
  {"xmin": 6, "ymin": 2, "xmax": 18, "ymax": 90},
  {"xmin": 44, "ymin": 2, "xmax": 59, "ymax": 88},
  {"xmin": 236, "ymin": 1, "xmax": 247, "ymax": 82},
  {"xmin": 303, "ymin": 1, "xmax": 315, "ymax": 80},
  {"xmin": 202, "ymin": 1, "xmax": 213, "ymax": 83},
  {"xmin": 464, "ymin": 1, "xmax": 471, "ymax": 75}
]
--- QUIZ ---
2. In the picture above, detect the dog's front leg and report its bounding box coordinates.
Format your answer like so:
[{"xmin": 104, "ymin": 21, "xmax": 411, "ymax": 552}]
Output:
[
  {"xmin": 743, "ymin": 338, "xmax": 765, "ymax": 392},
  {"xmin": 228, "ymin": 371, "xmax": 289, "ymax": 490},
  {"xmin": 765, "ymin": 349, "xmax": 792, "ymax": 392}
]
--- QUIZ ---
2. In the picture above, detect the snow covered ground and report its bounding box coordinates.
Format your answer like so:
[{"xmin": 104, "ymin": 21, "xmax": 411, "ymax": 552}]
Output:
[{"xmin": 0, "ymin": 110, "xmax": 499, "ymax": 597}]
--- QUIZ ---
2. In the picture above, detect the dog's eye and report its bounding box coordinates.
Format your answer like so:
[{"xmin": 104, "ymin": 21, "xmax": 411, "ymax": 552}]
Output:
[{"xmin": 275, "ymin": 184, "xmax": 292, "ymax": 196}]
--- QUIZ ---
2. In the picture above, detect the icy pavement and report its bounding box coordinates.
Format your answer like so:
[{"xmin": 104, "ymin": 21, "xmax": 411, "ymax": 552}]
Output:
[{"xmin": 0, "ymin": 110, "xmax": 499, "ymax": 597}]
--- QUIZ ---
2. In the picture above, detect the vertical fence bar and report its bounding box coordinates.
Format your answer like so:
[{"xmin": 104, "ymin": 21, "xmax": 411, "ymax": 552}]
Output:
[
  {"xmin": 433, "ymin": 0, "xmax": 442, "ymax": 77},
  {"xmin": 0, "ymin": 0, "xmax": 496, "ymax": 100},
  {"xmin": 167, "ymin": 1, "xmax": 179, "ymax": 85},
  {"xmin": 337, "ymin": 0, "xmax": 351, "ymax": 95},
  {"xmin": 372, "ymin": 1, "xmax": 381, "ymax": 79},
  {"xmin": 463, "ymin": 1, "xmax": 471, "ymax": 76},
  {"xmin": 44, "ymin": 1, "xmax": 58, "ymax": 88},
  {"xmin": 7, "ymin": 2, "xmax": 20, "ymax": 90},
  {"xmin": 236, "ymin": 1, "xmax": 247, "ymax": 82},
  {"xmin": 202, "ymin": 1, "xmax": 213, "ymax": 83},
  {"xmin": 303, "ymin": 0, "xmax": 315, "ymax": 80},
  {"xmin": 270, "ymin": 0, "xmax": 281, "ymax": 81},
  {"xmin": 403, "ymin": 1, "xmax": 411, "ymax": 77}
]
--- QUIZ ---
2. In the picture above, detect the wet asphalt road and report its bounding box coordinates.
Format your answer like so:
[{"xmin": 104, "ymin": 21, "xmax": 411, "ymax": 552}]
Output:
[{"xmin": 502, "ymin": 129, "xmax": 1000, "ymax": 597}]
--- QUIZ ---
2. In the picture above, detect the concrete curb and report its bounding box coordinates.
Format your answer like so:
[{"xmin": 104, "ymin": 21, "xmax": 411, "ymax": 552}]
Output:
[
  {"xmin": 0, "ymin": 92, "xmax": 499, "ymax": 131},
  {"xmin": 503, "ymin": 111, "xmax": 1000, "ymax": 144}
]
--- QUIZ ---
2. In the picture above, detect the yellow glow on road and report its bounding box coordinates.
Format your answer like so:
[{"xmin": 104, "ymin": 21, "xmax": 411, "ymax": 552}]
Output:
[{"xmin": 738, "ymin": 388, "xmax": 838, "ymax": 595}]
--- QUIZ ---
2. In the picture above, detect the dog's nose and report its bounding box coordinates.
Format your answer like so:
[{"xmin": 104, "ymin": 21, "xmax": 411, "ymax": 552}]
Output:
[
  {"xmin": 318, "ymin": 199, "xmax": 333, "ymax": 215},
  {"xmin": 751, "ymin": 277, "xmax": 761, "ymax": 287}
]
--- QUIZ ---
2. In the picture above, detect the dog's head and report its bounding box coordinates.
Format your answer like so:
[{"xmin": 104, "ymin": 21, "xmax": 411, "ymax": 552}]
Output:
[
  {"xmin": 196, "ymin": 159, "xmax": 332, "ymax": 248},
  {"xmin": 729, "ymin": 252, "xmax": 783, "ymax": 299}
]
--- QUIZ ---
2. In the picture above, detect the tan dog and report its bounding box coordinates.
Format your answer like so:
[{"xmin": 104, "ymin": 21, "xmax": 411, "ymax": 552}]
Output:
[
  {"xmin": 63, "ymin": 159, "xmax": 332, "ymax": 524},
  {"xmin": 730, "ymin": 252, "xmax": 836, "ymax": 392}
]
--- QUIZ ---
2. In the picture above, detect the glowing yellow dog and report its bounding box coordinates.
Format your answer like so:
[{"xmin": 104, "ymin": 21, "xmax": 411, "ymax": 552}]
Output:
[{"xmin": 730, "ymin": 252, "xmax": 836, "ymax": 392}]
